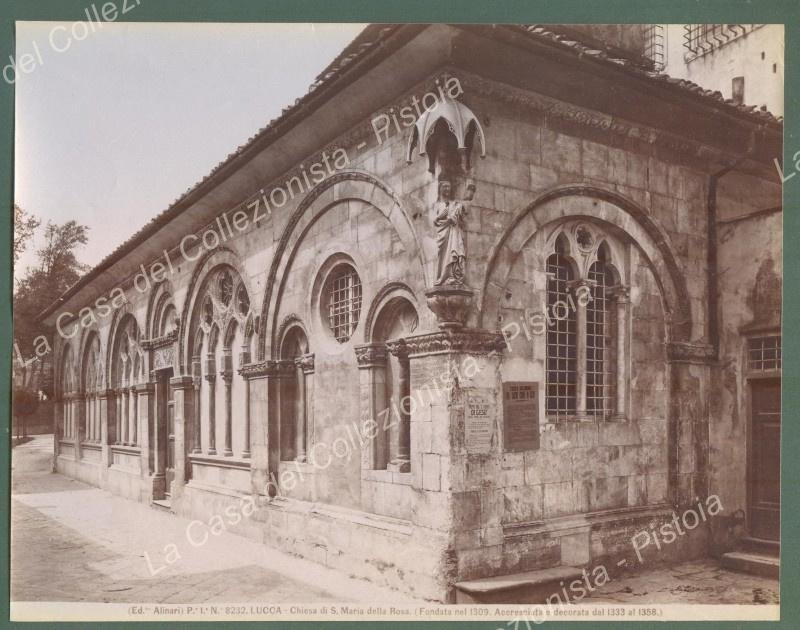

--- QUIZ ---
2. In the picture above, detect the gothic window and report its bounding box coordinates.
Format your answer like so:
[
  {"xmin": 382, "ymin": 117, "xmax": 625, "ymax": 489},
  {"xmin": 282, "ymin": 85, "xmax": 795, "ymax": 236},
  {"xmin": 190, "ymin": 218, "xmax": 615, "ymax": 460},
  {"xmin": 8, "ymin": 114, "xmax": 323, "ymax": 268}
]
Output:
[
  {"xmin": 586, "ymin": 245, "xmax": 616, "ymax": 418},
  {"xmin": 325, "ymin": 264, "xmax": 362, "ymax": 343},
  {"xmin": 544, "ymin": 230, "xmax": 626, "ymax": 422},
  {"xmin": 237, "ymin": 283, "xmax": 250, "ymax": 317},
  {"xmin": 545, "ymin": 238, "xmax": 577, "ymax": 418},
  {"xmin": 192, "ymin": 265, "xmax": 252, "ymax": 459},
  {"xmin": 218, "ymin": 270, "xmax": 234, "ymax": 307}
]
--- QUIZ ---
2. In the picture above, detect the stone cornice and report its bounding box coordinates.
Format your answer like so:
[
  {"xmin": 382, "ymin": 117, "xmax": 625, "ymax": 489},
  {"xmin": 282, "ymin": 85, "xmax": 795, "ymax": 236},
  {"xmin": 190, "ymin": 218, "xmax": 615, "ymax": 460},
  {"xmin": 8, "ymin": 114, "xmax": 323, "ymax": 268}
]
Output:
[
  {"xmin": 141, "ymin": 328, "xmax": 179, "ymax": 350},
  {"xmin": 238, "ymin": 359, "xmax": 295, "ymax": 379},
  {"xmin": 665, "ymin": 341, "xmax": 716, "ymax": 365},
  {"xmin": 403, "ymin": 329, "xmax": 505, "ymax": 357},
  {"xmin": 458, "ymin": 70, "xmax": 773, "ymax": 171}
]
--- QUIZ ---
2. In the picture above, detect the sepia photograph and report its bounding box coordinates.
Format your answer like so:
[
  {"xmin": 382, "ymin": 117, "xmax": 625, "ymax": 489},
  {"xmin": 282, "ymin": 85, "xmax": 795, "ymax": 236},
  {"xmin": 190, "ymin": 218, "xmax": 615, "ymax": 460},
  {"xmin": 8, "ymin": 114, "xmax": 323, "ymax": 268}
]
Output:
[{"xmin": 9, "ymin": 14, "xmax": 785, "ymax": 624}]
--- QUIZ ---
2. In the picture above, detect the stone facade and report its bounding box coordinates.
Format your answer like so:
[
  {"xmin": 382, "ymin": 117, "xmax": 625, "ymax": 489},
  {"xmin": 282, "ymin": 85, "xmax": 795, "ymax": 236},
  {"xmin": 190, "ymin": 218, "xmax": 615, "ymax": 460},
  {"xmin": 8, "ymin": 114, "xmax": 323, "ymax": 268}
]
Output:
[{"xmin": 41, "ymin": 24, "xmax": 782, "ymax": 602}]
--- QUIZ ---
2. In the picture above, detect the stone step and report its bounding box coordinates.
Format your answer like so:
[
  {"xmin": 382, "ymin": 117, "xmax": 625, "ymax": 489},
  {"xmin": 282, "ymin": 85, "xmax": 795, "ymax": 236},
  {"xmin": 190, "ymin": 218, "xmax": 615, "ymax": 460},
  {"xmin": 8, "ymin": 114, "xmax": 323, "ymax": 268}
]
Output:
[
  {"xmin": 151, "ymin": 498, "xmax": 173, "ymax": 513},
  {"xmin": 721, "ymin": 551, "xmax": 779, "ymax": 579},
  {"xmin": 455, "ymin": 566, "xmax": 583, "ymax": 604},
  {"xmin": 740, "ymin": 536, "xmax": 780, "ymax": 557}
]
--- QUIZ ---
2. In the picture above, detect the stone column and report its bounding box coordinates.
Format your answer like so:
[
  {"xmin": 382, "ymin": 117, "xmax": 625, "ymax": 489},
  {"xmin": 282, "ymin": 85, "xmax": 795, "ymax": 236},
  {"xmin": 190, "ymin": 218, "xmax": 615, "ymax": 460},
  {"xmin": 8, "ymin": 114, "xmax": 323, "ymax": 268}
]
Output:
[
  {"xmin": 221, "ymin": 350, "xmax": 234, "ymax": 457},
  {"xmin": 74, "ymin": 393, "xmax": 85, "ymax": 460},
  {"xmin": 205, "ymin": 353, "xmax": 217, "ymax": 455},
  {"xmin": 100, "ymin": 389, "xmax": 113, "ymax": 467},
  {"xmin": 240, "ymin": 362, "xmax": 271, "ymax": 495},
  {"xmin": 611, "ymin": 286, "xmax": 630, "ymax": 421},
  {"xmin": 131, "ymin": 387, "xmax": 139, "ymax": 445},
  {"xmin": 572, "ymin": 279, "xmax": 590, "ymax": 420},
  {"xmin": 114, "ymin": 388, "xmax": 122, "ymax": 445},
  {"xmin": 191, "ymin": 356, "xmax": 202, "ymax": 454},
  {"xmin": 355, "ymin": 343, "xmax": 389, "ymax": 469},
  {"xmin": 294, "ymin": 353, "xmax": 314, "ymax": 463},
  {"xmin": 53, "ymin": 396, "xmax": 62, "ymax": 455},
  {"xmin": 387, "ymin": 340, "xmax": 411, "ymax": 472},
  {"xmin": 171, "ymin": 375, "xmax": 195, "ymax": 493},
  {"xmin": 239, "ymin": 346, "xmax": 252, "ymax": 459},
  {"xmin": 135, "ymin": 383, "xmax": 154, "ymax": 479}
]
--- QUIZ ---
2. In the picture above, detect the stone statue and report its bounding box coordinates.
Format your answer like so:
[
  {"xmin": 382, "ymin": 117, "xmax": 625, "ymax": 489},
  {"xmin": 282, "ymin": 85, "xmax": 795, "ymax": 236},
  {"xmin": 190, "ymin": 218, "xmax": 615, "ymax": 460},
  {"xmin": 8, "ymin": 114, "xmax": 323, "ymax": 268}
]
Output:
[{"xmin": 433, "ymin": 179, "xmax": 476, "ymax": 286}]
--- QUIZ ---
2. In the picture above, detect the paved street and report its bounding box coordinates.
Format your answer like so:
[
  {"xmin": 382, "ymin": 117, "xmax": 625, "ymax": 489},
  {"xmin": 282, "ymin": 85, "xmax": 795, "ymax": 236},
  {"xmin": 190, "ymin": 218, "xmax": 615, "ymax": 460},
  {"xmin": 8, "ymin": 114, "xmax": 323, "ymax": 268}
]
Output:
[
  {"xmin": 11, "ymin": 436, "xmax": 418, "ymax": 604},
  {"xmin": 12, "ymin": 435, "xmax": 779, "ymax": 607}
]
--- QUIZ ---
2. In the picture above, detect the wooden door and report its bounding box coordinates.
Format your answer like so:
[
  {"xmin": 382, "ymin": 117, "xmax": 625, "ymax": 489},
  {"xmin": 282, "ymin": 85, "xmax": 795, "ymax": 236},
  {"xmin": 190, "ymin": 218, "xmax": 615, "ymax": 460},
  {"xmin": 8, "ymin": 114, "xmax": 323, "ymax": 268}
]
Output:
[{"xmin": 749, "ymin": 378, "xmax": 781, "ymax": 541}]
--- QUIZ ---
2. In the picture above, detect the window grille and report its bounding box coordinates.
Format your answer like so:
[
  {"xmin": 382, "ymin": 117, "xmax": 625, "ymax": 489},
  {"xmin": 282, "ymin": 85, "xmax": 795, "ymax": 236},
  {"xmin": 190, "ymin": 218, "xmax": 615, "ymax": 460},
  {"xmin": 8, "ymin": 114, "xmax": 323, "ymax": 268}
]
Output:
[
  {"xmin": 327, "ymin": 265, "xmax": 362, "ymax": 343},
  {"xmin": 644, "ymin": 25, "xmax": 666, "ymax": 71},
  {"xmin": 586, "ymin": 260, "xmax": 615, "ymax": 417},
  {"xmin": 545, "ymin": 249, "xmax": 576, "ymax": 418},
  {"xmin": 747, "ymin": 335, "xmax": 781, "ymax": 372},
  {"xmin": 683, "ymin": 24, "xmax": 763, "ymax": 59}
]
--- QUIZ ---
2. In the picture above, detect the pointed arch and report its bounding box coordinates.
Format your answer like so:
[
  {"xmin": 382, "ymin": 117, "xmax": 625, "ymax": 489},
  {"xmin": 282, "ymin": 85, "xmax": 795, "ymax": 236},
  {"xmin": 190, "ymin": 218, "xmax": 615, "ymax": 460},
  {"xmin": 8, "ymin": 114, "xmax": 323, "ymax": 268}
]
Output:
[{"xmin": 479, "ymin": 184, "xmax": 692, "ymax": 342}]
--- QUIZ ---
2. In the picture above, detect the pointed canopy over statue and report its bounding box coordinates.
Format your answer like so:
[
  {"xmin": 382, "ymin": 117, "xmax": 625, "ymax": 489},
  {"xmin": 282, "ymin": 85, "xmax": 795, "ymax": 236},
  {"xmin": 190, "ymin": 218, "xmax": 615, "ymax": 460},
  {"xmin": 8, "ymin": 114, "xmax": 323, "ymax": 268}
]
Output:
[{"xmin": 406, "ymin": 96, "xmax": 486, "ymax": 174}]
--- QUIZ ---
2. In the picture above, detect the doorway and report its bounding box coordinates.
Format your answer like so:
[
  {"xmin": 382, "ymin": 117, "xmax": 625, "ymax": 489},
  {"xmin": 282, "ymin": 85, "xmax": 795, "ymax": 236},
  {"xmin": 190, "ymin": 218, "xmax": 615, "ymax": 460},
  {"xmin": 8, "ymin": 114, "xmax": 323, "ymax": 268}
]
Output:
[
  {"xmin": 155, "ymin": 368, "xmax": 175, "ymax": 500},
  {"xmin": 748, "ymin": 377, "xmax": 780, "ymax": 542}
]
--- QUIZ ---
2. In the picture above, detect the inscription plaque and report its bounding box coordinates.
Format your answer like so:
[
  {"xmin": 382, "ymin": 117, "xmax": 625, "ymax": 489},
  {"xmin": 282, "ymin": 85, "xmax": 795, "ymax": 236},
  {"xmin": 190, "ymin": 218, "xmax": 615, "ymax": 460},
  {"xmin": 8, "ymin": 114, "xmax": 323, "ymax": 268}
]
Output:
[
  {"xmin": 503, "ymin": 381, "xmax": 539, "ymax": 451},
  {"xmin": 465, "ymin": 390, "xmax": 493, "ymax": 454}
]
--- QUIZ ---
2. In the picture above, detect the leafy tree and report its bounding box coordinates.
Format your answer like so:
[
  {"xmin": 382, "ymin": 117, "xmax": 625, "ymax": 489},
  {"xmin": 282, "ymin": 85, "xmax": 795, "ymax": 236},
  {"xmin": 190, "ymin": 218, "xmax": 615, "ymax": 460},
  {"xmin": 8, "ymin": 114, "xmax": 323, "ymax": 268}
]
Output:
[
  {"xmin": 13, "ymin": 203, "xmax": 40, "ymax": 264},
  {"xmin": 13, "ymin": 220, "xmax": 90, "ymax": 389}
]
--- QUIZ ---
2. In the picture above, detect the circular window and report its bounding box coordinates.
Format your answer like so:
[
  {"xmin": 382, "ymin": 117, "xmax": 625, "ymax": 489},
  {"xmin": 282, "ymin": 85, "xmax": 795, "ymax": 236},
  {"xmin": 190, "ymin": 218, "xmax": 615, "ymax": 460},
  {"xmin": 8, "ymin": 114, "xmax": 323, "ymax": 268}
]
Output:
[{"xmin": 323, "ymin": 264, "xmax": 362, "ymax": 343}]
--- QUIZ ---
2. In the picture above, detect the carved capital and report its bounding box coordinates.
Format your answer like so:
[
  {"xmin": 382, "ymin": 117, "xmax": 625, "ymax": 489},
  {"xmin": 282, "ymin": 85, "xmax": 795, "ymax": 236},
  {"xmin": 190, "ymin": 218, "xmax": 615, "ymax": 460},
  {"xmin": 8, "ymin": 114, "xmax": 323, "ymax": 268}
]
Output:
[
  {"xmin": 386, "ymin": 339, "xmax": 409, "ymax": 359},
  {"xmin": 609, "ymin": 285, "xmax": 631, "ymax": 303},
  {"xmin": 170, "ymin": 375, "xmax": 195, "ymax": 390},
  {"xmin": 665, "ymin": 341, "xmax": 715, "ymax": 364},
  {"xmin": 425, "ymin": 285, "xmax": 474, "ymax": 330},
  {"xmin": 295, "ymin": 353, "xmax": 315, "ymax": 374},
  {"xmin": 403, "ymin": 328, "xmax": 505, "ymax": 357},
  {"xmin": 354, "ymin": 343, "xmax": 388, "ymax": 368}
]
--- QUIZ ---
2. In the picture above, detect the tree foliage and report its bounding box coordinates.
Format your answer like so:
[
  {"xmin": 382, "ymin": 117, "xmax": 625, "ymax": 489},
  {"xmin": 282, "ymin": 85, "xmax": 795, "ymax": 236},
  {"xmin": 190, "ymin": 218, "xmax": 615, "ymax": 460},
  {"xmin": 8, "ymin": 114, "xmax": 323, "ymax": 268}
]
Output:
[
  {"xmin": 13, "ymin": 203, "xmax": 40, "ymax": 264},
  {"xmin": 14, "ymin": 219, "xmax": 90, "ymax": 377}
]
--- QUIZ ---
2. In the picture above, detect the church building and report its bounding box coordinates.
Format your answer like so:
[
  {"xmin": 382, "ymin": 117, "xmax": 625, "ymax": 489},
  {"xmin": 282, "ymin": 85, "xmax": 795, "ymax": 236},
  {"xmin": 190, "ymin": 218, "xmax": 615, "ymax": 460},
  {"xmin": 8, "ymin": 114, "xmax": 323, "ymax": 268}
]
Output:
[{"xmin": 40, "ymin": 24, "xmax": 782, "ymax": 602}]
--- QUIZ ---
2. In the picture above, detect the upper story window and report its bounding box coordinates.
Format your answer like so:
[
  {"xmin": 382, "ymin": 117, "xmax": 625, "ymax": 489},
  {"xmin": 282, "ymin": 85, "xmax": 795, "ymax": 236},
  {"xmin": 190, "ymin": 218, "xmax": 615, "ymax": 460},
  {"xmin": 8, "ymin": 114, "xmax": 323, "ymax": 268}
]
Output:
[
  {"xmin": 325, "ymin": 264, "xmax": 362, "ymax": 343},
  {"xmin": 747, "ymin": 335, "xmax": 781, "ymax": 372}
]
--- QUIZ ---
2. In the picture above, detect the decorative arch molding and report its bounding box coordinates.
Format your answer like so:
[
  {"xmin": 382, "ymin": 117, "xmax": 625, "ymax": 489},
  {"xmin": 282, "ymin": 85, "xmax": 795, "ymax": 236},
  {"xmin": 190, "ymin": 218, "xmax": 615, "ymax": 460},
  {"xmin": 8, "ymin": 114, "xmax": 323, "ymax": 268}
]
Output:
[
  {"xmin": 146, "ymin": 279, "xmax": 177, "ymax": 340},
  {"xmin": 258, "ymin": 170, "xmax": 426, "ymax": 361},
  {"xmin": 478, "ymin": 184, "xmax": 692, "ymax": 342},
  {"xmin": 178, "ymin": 246, "xmax": 253, "ymax": 373},
  {"xmin": 57, "ymin": 342, "xmax": 77, "ymax": 398},
  {"xmin": 363, "ymin": 282, "xmax": 420, "ymax": 343},
  {"xmin": 78, "ymin": 329, "xmax": 104, "ymax": 392},
  {"xmin": 104, "ymin": 302, "xmax": 144, "ymax": 386},
  {"xmin": 275, "ymin": 314, "xmax": 309, "ymax": 356}
]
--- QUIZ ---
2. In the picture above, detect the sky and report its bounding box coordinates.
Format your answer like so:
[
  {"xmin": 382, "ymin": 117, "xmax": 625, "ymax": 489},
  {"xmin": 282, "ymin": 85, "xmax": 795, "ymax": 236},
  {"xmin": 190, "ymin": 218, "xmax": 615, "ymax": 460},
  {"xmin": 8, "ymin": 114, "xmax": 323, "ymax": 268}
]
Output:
[{"xmin": 13, "ymin": 21, "xmax": 366, "ymax": 279}]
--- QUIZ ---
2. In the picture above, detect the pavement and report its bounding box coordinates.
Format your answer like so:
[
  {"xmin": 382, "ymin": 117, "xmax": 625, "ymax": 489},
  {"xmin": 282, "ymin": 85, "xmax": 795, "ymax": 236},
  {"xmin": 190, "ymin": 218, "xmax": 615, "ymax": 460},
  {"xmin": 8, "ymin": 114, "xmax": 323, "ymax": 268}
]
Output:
[
  {"xmin": 11, "ymin": 435, "xmax": 780, "ymax": 607},
  {"xmin": 11, "ymin": 435, "xmax": 419, "ymax": 605}
]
